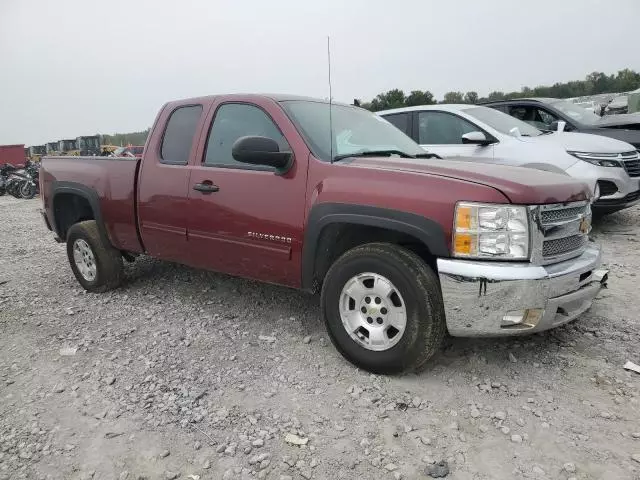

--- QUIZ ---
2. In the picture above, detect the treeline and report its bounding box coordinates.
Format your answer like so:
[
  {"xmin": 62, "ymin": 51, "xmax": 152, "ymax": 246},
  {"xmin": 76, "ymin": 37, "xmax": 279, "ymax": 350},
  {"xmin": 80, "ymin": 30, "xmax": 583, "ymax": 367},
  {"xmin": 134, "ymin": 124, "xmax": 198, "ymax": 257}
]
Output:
[
  {"xmin": 100, "ymin": 129, "xmax": 150, "ymax": 146},
  {"xmin": 359, "ymin": 69, "xmax": 640, "ymax": 112}
]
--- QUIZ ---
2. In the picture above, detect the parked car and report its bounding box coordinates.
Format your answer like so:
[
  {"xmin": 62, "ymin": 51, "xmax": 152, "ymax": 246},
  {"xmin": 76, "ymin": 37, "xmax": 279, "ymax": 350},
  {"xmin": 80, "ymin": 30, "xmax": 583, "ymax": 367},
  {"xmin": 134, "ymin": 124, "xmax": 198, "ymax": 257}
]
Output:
[
  {"xmin": 40, "ymin": 94, "xmax": 607, "ymax": 374},
  {"xmin": 482, "ymin": 98, "xmax": 640, "ymax": 148},
  {"xmin": 377, "ymin": 105, "xmax": 640, "ymax": 214}
]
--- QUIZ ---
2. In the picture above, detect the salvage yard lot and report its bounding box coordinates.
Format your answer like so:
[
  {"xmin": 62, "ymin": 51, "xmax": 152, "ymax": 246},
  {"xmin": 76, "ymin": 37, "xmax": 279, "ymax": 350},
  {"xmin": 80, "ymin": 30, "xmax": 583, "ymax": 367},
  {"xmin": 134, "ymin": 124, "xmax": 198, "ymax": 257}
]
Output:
[{"xmin": 1, "ymin": 195, "xmax": 639, "ymax": 480}]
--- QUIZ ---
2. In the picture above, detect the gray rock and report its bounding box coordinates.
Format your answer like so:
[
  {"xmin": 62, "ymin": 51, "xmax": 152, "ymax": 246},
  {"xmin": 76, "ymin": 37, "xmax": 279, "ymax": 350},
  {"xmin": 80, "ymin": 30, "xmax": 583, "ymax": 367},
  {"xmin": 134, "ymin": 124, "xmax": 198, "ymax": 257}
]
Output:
[
  {"xmin": 252, "ymin": 438, "xmax": 264, "ymax": 447},
  {"xmin": 53, "ymin": 385, "xmax": 65, "ymax": 393},
  {"xmin": 470, "ymin": 408, "xmax": 480, "ymax": 418},
  {"xmin": 302, "ymin": 336, "xmax": 311, "ymax": 344},
  {"xmin": 508, "ymin": 352, "xmax": 517, "ymax": 363},
  {"xmin": 160, "ymin": 449, "xmax": 171, "ymax": 458},
  {"xmin": 493, "ymin": 411, "xmax": 507, "ymax": 421},
  {"xmin": 104, "ymin": 376, "xmax": 116, "ymax": 386},
  {"xmin": 563, "ymin": 462, "xmax": 576, "ymax": 473},
  {"xmin": 194, "ymin": 441, "xmax": 201, "ymax": 450},
  {"xmin": 164, "ymin": 472, "xmax": 179, "ymax": 480},
  {"xmin": 511, "ymin": 434, "xmax": 523, "ymax": 443},
  {"xmin": 385, "ymin": 463, "xmax": 398, "ymax": 471},
  {"xmin": 426, "ymin": 460, "xmax": 449, "ymax": 478},
  {"xmin": 202, "ymin": 459, "xmax": 211, "ymax": 469},
  {"xmin": 631, "ymin": 454, "xmax": 640, "ymax": 464},
  {"xmin": 118, "ymin": 472, "xmax": 129, "ymax": 480}
]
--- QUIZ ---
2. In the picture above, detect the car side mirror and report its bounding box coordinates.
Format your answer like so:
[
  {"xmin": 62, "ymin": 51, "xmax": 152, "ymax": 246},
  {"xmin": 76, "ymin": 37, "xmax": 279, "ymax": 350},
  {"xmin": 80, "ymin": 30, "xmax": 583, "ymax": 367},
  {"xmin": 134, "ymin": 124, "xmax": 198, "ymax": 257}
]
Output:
[
  {"xmin": 231, "ymin": 136, "xmax": 292, "ymax": 175},
  {"xmin": 461, "ymin": 131, "xmax": 492, "ymax": 146}
]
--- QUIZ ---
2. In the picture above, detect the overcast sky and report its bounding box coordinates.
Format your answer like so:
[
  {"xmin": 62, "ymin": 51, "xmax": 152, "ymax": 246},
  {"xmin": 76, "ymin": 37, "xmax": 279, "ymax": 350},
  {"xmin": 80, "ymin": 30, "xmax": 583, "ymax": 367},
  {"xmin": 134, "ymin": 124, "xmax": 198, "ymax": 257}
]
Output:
[{"xmin": 1, "ymin": 0, "xmax": 638, "ymax": 145}]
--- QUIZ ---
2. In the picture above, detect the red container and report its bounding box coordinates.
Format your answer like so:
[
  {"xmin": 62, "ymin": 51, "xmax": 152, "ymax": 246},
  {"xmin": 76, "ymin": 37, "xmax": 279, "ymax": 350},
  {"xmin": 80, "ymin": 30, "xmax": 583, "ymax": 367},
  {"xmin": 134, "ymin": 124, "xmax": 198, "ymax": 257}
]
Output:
[{"xmin": 0, "ymin": 144, "xmax": 26, "ymax": 166}]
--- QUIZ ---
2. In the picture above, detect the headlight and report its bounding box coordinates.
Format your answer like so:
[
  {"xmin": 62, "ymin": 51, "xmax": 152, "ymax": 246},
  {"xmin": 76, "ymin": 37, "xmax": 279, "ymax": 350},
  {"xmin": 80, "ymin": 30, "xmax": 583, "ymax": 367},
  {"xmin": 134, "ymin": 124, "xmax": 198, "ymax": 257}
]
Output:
[
  {"xmin": 567, "ymin": 151, "xmax": 623, "ymax": 167},
  {"xmin": 453, "ymin": 202, "xmax": 529, "ymax": 260}
]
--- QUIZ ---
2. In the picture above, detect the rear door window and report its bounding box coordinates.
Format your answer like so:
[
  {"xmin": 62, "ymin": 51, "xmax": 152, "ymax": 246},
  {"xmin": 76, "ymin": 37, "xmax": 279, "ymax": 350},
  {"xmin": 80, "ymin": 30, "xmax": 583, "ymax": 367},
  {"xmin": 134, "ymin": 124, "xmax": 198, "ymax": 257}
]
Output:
[
  {"xmin": 160, "ymin": 105, "xmax": 203, "ymax": 165},
  {"xmin": 383, "ymin": 112, "xmax": 411, "ymax": 136}
]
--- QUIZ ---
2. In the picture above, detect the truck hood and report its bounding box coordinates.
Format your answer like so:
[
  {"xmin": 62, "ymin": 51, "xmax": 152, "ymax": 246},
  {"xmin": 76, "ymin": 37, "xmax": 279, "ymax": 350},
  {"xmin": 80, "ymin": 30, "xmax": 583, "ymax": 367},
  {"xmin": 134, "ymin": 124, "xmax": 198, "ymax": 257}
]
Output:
[
  {"xmin": 594, "ymin": 113, "xmax": 640, "ymax": 129},
  {"xmin": 523, "ymin": 131, "xmax": 636, "ymax": 153},
  {"xmin": 349, "ymin": 157, "xmax": 589, "ymax": 205}
]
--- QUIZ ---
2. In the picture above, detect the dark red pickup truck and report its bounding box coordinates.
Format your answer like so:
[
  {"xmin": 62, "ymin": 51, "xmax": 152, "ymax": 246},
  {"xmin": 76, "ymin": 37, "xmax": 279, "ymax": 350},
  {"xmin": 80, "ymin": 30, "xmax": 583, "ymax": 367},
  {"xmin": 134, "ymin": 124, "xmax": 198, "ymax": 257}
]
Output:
[{"xmin": 40, "ymin": 94, "xmax": 608, "ymax": 373}]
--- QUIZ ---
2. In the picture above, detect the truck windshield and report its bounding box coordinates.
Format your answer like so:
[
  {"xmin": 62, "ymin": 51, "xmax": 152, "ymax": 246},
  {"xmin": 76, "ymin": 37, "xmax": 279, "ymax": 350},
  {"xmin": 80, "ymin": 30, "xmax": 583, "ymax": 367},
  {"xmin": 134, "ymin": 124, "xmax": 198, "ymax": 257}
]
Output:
[
  {"xmin": 281, "ymin": 100, "xmax": 424, "ymax": 162},
  {"xmin": 463, "ymin": 106, "xmax": 544, "ymax": 137}
]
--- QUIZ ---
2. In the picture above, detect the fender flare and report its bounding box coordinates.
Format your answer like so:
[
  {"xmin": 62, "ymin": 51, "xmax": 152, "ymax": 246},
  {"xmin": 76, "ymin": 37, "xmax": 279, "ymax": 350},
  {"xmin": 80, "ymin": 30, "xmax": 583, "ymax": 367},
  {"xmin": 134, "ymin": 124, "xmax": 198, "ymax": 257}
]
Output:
[
  {"xmin": 301, "ymin": 203, "xmax": 449, "ymax": 290},
  {"xmin": 50, "ymin": 181, "xmax": 112, "ymax": 246}
]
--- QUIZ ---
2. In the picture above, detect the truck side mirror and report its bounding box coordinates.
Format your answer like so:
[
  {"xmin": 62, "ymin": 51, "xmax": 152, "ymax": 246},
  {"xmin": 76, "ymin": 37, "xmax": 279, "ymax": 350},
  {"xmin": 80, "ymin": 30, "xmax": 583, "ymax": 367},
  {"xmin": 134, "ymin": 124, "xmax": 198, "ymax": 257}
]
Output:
[
  {"xmin": 231, "ymin": 136, "xmax": 292, "ymax": 175},
  {"xmin": 461, "ymin": 131, "xmax": 492, "ymax": 146}
]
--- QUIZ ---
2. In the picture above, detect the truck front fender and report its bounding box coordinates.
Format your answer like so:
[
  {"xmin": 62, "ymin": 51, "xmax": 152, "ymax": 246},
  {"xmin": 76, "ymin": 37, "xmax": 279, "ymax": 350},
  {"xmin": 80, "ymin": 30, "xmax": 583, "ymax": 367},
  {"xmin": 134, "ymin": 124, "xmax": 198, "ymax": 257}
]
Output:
[{"xmin": 301, "ymin": 203, "xmax": 449, "ymax": 291}]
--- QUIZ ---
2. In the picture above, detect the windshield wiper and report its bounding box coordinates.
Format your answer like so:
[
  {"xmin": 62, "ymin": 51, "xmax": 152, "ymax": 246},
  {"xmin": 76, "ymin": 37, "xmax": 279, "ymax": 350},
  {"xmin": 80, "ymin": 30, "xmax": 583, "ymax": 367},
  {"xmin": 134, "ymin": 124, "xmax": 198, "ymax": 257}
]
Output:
[{"xmin": 332, "ymin": 149, "xmax": 417, "ymax": 162}]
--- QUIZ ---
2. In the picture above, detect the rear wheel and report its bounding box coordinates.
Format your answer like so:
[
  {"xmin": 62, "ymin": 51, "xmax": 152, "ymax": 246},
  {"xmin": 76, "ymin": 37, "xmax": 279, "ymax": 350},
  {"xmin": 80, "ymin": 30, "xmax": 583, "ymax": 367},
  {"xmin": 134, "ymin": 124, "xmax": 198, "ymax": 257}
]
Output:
[
  {"xmin": 66, "ymin": 220, "xmax": 123, "ymax": 292},
  {"xmin": 321, "ymin": 243, "xmax": 446, "ymax": 374}
]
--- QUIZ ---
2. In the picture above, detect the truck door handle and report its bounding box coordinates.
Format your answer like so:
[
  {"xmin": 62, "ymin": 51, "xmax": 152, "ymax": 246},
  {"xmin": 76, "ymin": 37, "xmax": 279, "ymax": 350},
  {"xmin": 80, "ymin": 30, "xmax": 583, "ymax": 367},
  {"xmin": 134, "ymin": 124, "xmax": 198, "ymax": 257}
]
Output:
[{"xmin": 193, "ymin": 182, "xmax": 220, "ymax": 193}]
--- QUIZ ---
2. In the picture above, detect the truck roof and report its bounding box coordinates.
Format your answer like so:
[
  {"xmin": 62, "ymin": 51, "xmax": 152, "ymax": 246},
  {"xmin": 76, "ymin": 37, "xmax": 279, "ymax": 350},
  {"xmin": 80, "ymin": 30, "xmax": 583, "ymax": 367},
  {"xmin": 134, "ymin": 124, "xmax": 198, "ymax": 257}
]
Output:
[{"xmin": 163, "ymin": 94, "xmax": 352, "ymax": 108}]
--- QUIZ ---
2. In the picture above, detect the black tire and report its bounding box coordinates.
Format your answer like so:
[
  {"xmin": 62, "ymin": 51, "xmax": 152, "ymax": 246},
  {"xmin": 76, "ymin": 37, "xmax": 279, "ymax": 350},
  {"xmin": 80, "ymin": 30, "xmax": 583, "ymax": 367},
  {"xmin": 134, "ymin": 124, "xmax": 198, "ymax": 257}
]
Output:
[
  {"xmin": 321, "ymin": 243, "xmax": 446, "ymax": 374},
  {"xmin": 66, "ymin": 220, "xmax": 123, "ymax": 293},
  {"xmin": 19, "ymin": 181, "xmax": 36, "ymax": 199}
]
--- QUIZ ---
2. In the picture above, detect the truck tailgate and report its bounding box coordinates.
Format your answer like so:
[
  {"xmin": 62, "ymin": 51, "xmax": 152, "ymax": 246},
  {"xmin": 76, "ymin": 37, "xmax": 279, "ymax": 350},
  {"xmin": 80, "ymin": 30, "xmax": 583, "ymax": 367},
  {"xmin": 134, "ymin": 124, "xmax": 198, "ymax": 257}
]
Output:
[{"xmin": 41, "ymin": 156, "xmax": 143, "ymax": 252}]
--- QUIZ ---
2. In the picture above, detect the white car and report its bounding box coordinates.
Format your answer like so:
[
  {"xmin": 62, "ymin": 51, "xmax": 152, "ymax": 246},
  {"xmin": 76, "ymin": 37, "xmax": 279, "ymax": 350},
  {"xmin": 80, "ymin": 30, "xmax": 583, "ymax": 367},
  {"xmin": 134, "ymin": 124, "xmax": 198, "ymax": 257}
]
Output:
[{"xmin": 377, "ymin": 104, "xmax": 640, "ymax": 214}]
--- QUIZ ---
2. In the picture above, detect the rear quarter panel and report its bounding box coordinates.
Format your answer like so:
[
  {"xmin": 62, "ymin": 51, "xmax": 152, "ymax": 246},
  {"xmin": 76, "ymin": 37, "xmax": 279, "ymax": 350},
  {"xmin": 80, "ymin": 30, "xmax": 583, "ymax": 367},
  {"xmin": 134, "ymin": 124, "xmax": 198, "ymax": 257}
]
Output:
[{"xmin": 41, "ymin": 156, "xmax": 142, "ymax": 252}]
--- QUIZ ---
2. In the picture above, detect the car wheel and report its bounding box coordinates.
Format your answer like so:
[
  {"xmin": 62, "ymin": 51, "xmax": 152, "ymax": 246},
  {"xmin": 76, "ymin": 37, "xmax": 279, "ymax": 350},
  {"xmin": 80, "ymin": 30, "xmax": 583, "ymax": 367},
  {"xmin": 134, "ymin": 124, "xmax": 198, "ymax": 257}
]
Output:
[
  {"xmin": 321, "ymin": 242, "xmax": 446, "ymax": 374},
  {"xmin": 66, "ymin": 220, "xmax": 123, "ymax": 293}
]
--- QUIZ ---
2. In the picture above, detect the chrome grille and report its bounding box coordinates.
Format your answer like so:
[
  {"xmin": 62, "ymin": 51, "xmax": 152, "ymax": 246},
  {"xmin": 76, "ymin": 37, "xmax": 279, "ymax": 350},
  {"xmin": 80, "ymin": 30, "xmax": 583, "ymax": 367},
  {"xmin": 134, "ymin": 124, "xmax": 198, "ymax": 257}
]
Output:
[
  {"xmin": 542, "ymin": 235, "xmax": 587, "ymax": 257},
  {"xmin": 625, "ymin": 161, "xmax": 640, "ymax": 177},
  {"xmin": 540, "ymin": 205, "xmax": 587, "ymax": 224},
  {"xmin": 535, "ymin": 201, "xmax": 590, "ymax": 264}
]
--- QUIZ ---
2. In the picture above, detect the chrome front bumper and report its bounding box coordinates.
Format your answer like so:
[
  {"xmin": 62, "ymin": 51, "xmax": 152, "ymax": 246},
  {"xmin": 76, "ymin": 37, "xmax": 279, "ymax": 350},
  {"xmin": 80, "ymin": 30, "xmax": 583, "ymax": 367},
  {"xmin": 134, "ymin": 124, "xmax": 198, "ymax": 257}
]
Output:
[{"xmin": 437, "ymin": 244, "xmax": 608, "ymax": 337}]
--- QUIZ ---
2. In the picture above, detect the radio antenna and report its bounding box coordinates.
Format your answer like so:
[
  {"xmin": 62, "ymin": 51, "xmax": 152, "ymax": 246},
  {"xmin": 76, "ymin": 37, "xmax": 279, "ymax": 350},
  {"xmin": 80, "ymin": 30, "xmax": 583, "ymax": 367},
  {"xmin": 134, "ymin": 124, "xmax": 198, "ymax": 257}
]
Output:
[{"xmin": 327, "ymin": 36, "xmax": 334, "ymax": 164}]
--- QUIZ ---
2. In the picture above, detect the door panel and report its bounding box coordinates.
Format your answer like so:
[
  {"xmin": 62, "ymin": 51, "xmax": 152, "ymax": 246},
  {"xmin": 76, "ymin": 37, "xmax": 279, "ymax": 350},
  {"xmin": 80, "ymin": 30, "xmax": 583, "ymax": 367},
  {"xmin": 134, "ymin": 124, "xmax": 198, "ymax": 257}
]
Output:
[
  {"xmin": 138, "ymin": 104, "xmax": 205, "ymax": 263},
  {"xmin": 186, "ymin": 100, "xmax": 309, "ymax": 287}
]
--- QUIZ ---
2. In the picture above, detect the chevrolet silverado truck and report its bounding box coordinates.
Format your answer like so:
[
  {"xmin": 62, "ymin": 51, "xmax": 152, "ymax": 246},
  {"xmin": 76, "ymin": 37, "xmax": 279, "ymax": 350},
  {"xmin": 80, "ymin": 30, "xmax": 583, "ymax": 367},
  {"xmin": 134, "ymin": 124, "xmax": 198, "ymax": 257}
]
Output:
[{"xmin": 40, "ymin": 94, "xmax": 609, "ymax": 374}]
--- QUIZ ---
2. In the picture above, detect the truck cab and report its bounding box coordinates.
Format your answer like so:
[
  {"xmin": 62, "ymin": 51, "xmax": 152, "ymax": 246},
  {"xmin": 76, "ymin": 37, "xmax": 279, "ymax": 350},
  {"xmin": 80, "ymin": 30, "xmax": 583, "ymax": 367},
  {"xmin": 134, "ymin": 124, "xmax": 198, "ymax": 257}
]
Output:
[{"xmin": 40, "ymin": 94, "xmax": 608, "ymax": 374}]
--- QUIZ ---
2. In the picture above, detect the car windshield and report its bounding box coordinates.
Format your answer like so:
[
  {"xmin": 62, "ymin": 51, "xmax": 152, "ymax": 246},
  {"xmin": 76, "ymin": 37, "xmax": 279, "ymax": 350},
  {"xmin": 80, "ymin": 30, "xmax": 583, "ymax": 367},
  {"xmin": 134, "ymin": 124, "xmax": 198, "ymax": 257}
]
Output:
[
  {"xmin": 546, "ymin": 99, "xmax": 601, "ymax": 125},
  {"xmin": 280, "ymin": 100, "xmax": 424, "ymax": 161},
  {"xmin": 463, "ymin": 106, "xmax": 544, "ymax": 137}
]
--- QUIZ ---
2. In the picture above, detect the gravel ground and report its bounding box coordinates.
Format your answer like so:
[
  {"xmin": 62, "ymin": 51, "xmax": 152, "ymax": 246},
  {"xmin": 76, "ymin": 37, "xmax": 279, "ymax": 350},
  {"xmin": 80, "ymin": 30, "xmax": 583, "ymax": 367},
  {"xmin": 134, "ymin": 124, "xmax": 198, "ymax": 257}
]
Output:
[{"xmin": 1, "ymin": 195, "xmax": 639, "ymax": 480}]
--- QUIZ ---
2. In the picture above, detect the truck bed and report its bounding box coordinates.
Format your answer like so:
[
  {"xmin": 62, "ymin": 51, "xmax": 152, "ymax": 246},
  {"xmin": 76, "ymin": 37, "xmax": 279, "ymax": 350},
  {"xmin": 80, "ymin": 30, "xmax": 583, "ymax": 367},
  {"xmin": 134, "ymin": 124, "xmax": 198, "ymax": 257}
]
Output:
[{"xmin": 40, "ymin": 156, "xmax": 143, "ymax": 252}]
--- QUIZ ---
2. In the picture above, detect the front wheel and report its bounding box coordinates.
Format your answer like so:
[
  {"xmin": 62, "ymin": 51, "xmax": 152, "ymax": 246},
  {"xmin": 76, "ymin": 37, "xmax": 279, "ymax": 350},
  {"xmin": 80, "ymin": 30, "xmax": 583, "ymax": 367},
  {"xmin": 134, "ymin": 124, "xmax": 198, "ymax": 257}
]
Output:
[
  {"xmin": 19, "ymin": 181, "xmax": 36, "ymax": 199},
  {"xmin": 66, "ymin": 220, "xmax": 124, "ymax": 293},
  {"xmin": 321, "ymin": 243, "xmax": 446, "ymax": 374}
]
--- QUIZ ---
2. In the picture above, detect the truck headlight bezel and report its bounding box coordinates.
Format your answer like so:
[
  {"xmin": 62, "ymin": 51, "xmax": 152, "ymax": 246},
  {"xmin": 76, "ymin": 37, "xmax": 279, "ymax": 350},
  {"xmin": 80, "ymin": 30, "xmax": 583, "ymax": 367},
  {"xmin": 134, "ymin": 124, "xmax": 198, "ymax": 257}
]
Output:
[{"xmin": 452, "ymin": 202, "xmax": 530, "ymax": 260}]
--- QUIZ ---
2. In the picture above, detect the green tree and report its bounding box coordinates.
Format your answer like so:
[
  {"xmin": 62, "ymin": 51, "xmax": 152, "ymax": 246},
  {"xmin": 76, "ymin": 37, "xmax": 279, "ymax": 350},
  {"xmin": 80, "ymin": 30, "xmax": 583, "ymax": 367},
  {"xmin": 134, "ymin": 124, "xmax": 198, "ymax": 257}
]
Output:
[
  {"xmin": 369, "ymin": 89, "xmax": 407, "ymax": 111},
  {"xmin": 486, "ymin": 91, "xmax": 505, "ymax": 101},
  {"xmin": 442, "ymin": 91, "xmax": 464, "ymax": 104},
  {"xmin": 463, "ymin": 91, "xmax": 478, "ymax": 104},
  {"xmin": 405, "ymin": 90, "xmax": 435, "ymax": 106}
]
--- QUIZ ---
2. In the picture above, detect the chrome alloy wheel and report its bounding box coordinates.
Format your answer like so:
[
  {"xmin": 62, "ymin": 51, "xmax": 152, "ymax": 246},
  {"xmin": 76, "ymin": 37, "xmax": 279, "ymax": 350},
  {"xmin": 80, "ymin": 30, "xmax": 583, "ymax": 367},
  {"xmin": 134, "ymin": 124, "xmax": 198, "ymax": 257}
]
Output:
[
  {"xmin": 339, "ymin": 272, "xmax": 407, "ymax": 351},
  {"xmin": 73, "ymin": 239, "xmax": 97, "ymax": 281}
]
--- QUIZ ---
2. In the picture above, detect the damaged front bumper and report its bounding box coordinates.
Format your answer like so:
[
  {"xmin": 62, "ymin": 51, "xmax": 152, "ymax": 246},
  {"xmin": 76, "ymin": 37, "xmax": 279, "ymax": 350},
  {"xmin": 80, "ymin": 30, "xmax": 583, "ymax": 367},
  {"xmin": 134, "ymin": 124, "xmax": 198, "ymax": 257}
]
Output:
[{"xmin": 437, "ymin": 244, "xmax": 608, "ymax": 337}]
